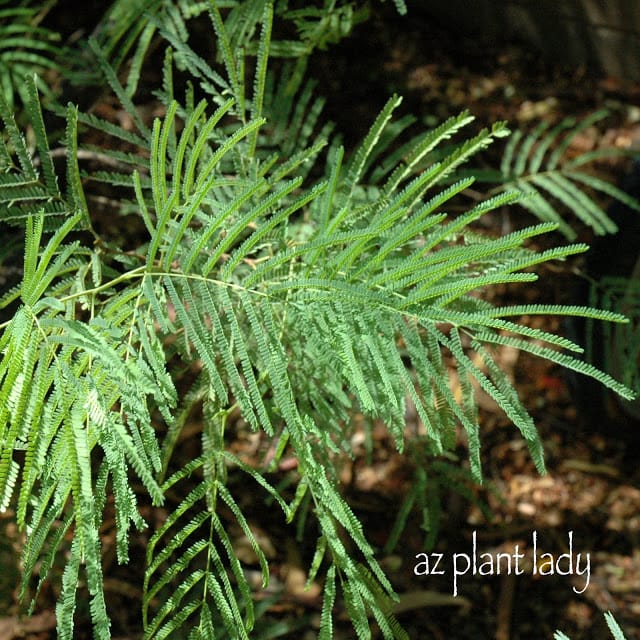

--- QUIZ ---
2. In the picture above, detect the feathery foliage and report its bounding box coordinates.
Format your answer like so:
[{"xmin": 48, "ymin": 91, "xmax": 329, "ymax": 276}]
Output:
[
  {"xmin": 555, "ymin": 612, "xmax": 629, "ymax": 640},
  {"xmin": 0, "ymin": 0, "xmax": 68, "ymax": 110},
  {"xmin": 86, "ymin": 0, "xmax": 405, "ymax": 97},
  {"xmin": 0, "ymin": 1, "xmax": 635, "ymax": 638},
  {"xmin": 473, "ymin": 110, "xmax": 640, "ymax": 238}
]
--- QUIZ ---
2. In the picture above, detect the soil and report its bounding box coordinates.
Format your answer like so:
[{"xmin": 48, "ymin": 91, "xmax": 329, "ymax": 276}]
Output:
[{"xmin": 1, "ymin": 3, "xmax": 640, "ymax": 640}]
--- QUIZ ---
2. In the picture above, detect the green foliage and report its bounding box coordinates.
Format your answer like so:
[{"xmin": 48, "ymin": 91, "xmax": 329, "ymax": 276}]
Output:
[
  {"xmin": 603, "ymin": 612, "xmax": 629, "ymax": 640},
  {"xmin": 87, "ymin": 0, "xmax": 405, "ymax": 97},
  {"xmin": 0, "ymin": 0, "xmax": 67, "ymax": 109},
  {"xmin": 472, "ymin": 111, "xmax": 640, "ymax": 239},
  {"xmin": 587, "ymin": 272, "xmax": 640, "ymax": 418},
  {"xmin": 0, "ymin": 1, "xmax": 635, "ymax": 638},
  {"xmin": 555, "ymin": 611, "xmax": 628, "ymax": 640},
  {"xmin": 0, "ymin": 72, "xmax": 90, "ymax": 231},
  {"xmin": 384, "ymin": 453, "xmax": 493, "ymax": 554}
]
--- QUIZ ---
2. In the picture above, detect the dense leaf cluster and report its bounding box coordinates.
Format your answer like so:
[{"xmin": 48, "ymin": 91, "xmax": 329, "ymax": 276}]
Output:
[{"xmin": 0, "ymin": 2, "xmax": 635, "ymax": 638}]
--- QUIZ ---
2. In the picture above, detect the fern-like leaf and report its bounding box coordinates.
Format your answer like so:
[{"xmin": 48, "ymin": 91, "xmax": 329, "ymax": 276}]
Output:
[{"xmin": 484, "ymin": 111, "xmax": 640, "ymax": 238}]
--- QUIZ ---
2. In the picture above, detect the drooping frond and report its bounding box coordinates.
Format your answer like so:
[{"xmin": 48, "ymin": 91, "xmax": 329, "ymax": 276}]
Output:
[
  {"xmin": 1, "ymin": 3, "xmax": 636, "ymax": 639},
  {"xmin": 0, "ymin": 75, "xmax": 90, "ymax": 229},
  {"xmin": 479, "ymin": 110, "xmax": 640, "ymax": 238},
  {"xmin": 0, "ymin": 210, "xmax": 176, "ymax": 637}
]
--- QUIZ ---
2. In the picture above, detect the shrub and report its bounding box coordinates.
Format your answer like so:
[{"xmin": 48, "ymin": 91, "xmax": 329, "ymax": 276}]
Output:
[{"xmin": 0, "ymin": 2, "xmax": 634, "ymax": 638}]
